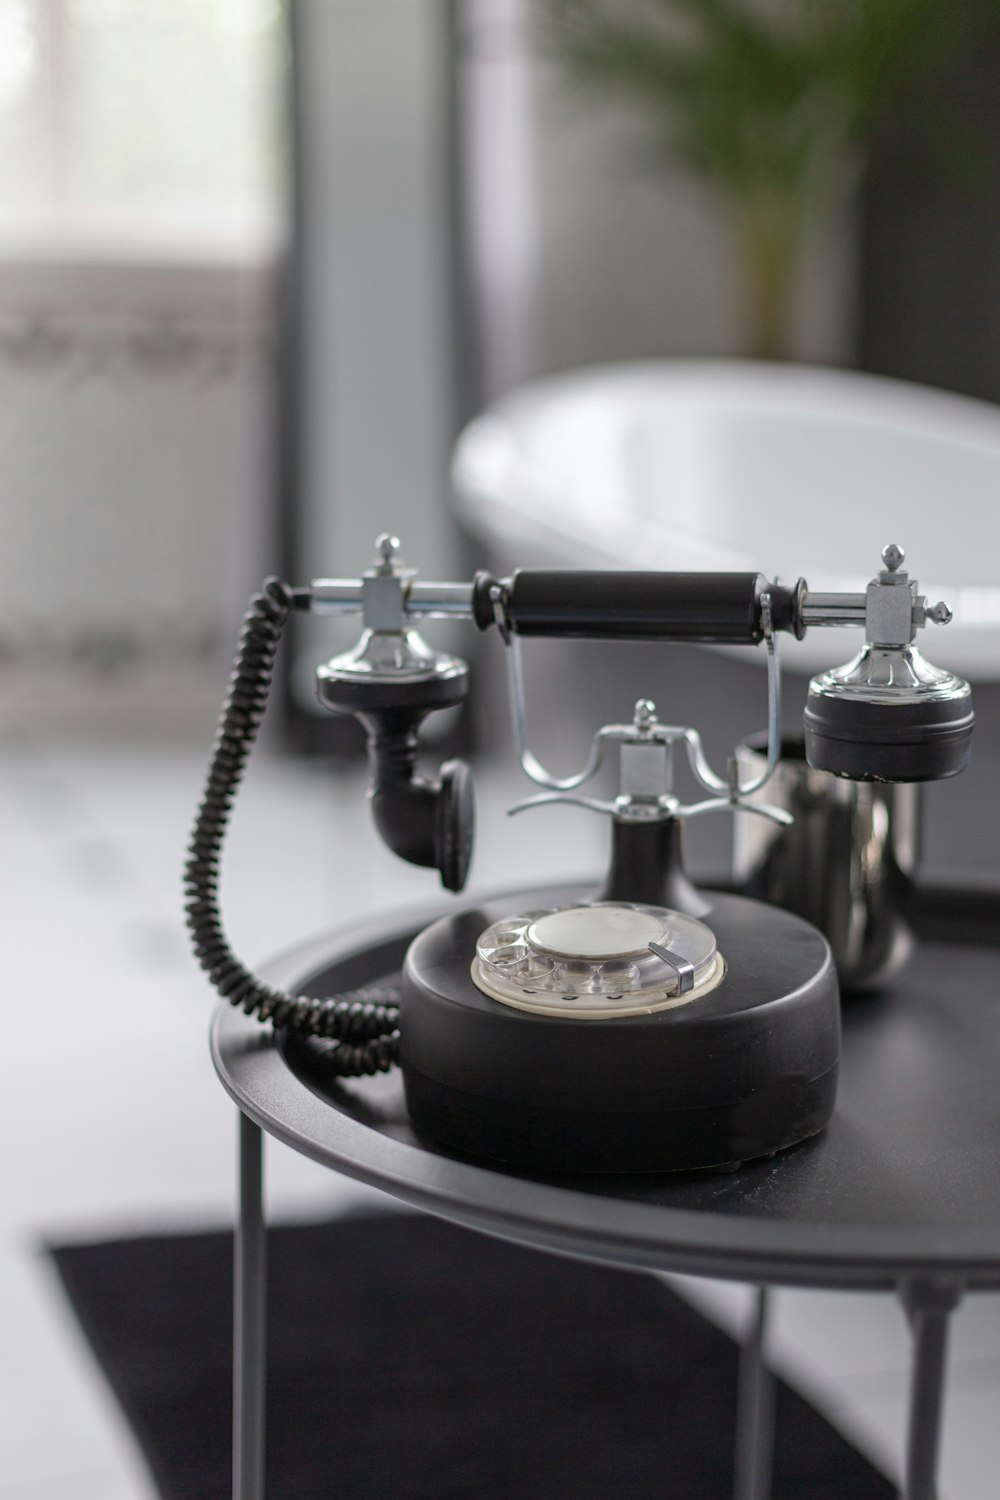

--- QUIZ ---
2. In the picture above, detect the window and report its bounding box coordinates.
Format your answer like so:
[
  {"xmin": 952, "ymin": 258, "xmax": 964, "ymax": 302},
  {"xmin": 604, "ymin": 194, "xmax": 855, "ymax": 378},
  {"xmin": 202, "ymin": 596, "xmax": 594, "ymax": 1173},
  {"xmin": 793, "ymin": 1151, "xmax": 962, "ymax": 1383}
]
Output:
[{"xmin": 0, "ymin": 0, "xmax": 284, "ymax": 257}]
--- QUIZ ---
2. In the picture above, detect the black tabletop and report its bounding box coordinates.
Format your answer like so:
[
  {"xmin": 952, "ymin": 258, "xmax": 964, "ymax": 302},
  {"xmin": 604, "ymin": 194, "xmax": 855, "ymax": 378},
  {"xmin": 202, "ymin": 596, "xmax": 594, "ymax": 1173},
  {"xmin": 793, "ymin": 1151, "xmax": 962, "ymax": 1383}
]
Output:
[{"xmin": 211, "ymin": 882, "xmax": 1000, "ymax": 1292}]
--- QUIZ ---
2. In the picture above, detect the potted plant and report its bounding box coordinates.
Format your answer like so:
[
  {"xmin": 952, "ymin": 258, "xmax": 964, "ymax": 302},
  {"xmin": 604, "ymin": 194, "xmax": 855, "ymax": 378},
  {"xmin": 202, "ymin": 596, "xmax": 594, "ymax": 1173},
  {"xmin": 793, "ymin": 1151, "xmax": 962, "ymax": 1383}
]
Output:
[{"xmin": 538, "ymin": 0, "xmax": 965, "ymax": 359}]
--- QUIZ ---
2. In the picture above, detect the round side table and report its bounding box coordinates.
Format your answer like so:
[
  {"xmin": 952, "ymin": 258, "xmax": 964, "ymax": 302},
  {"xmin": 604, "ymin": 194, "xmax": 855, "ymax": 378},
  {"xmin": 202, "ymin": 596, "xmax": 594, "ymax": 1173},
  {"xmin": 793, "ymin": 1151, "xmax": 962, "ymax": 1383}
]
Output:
[{"xmin": 211, "ymin": 883, "xmax": 1000, "ymax": 1500}]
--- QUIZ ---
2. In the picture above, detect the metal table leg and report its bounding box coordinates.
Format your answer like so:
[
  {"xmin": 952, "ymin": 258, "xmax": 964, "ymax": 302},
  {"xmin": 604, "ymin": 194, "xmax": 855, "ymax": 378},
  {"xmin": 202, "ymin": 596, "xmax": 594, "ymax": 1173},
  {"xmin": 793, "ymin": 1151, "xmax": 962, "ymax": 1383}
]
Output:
[
  {"xmin": 733, "ymin": 1285, "xmax": 775, "ymax": 1500},
  {"xmin": 235, "ymin": 1110, "xmax": 267, "ymax": 1500},
  {"xmin": 899, "ymin": 1278, "xmax": 961, "ymax": 1500}
]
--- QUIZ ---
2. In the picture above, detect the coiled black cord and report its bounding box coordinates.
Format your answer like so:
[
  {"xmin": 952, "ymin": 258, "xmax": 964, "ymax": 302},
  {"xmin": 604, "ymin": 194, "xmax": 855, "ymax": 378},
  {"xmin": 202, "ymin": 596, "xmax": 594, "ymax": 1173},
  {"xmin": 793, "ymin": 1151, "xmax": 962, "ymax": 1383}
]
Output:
[{"xmin": 184, "ymin": 578, "xmax": 401, "ymax": 1076}]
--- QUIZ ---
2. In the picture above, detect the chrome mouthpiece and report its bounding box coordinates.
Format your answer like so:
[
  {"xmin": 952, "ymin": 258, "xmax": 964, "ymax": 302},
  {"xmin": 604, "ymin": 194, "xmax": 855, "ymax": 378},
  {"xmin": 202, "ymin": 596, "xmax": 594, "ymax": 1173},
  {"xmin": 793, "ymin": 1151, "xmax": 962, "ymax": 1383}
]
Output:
[{"xmin": 804, "ymin": 545, "xmax": 974, "ymax": 782}]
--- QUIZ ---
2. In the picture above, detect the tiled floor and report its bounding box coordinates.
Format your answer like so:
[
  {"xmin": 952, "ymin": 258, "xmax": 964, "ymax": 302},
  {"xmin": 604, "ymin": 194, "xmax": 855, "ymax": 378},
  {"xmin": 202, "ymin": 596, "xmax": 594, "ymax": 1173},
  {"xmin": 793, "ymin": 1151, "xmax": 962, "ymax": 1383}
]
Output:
[{"xmin": 2, "ymin": 668, "xmax": 998, "ymax": 1498}]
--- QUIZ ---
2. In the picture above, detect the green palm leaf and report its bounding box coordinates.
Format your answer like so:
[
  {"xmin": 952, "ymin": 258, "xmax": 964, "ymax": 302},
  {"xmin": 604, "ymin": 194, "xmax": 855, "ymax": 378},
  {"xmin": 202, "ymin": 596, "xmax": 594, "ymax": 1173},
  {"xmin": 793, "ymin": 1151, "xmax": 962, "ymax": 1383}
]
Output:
[{"xmin": 536, "ymin": 0, "xmax": 983, "ymax": 355}]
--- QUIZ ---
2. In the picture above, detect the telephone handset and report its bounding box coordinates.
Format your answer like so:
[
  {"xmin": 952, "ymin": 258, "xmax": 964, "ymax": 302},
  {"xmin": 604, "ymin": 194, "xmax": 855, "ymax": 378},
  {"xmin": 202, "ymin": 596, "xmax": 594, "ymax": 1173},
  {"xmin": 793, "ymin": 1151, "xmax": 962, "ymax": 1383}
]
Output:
[{"xmin": 185, "ymin": 536, "xmax": 972, "ymax": 1173}]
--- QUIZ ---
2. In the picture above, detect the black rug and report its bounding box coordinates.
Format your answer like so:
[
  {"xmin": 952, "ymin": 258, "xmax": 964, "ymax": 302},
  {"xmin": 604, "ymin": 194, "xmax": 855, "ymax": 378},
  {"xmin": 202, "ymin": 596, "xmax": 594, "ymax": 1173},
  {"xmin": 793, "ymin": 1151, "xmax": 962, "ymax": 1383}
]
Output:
[{"xmin": 52, "ymin": 1213, "xmax": 892, "ymax": 1500}]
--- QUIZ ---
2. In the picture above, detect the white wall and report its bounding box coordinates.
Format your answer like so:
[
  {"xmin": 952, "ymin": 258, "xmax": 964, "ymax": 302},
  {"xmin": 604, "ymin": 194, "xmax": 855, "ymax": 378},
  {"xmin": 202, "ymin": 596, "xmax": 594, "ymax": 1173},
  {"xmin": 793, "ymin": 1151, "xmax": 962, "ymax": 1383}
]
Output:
[{"xmin": 0, "ymin": 256, "xmax": 274, "ymax": 664}]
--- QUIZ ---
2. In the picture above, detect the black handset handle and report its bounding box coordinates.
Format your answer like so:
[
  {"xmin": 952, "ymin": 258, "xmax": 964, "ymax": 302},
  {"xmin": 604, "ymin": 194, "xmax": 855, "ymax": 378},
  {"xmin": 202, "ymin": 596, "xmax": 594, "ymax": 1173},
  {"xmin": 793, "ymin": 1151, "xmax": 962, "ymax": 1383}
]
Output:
[{"xmin": 475, "ymin": 569, "xmax": 804, "ymax": 643}]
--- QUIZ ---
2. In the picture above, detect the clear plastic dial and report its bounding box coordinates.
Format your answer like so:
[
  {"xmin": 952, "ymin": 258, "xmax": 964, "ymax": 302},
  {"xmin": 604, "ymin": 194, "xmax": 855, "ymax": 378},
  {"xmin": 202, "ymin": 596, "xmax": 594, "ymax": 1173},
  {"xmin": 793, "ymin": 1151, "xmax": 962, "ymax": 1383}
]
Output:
[{"xmin": 472, "ymin": 901, "xmax": 724, "ymax": 1019}]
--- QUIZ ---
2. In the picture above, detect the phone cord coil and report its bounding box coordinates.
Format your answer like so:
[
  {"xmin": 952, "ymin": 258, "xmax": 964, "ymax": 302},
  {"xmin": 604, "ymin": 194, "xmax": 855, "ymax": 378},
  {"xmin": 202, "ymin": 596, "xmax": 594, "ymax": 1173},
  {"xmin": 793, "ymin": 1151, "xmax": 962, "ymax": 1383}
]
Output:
[{"xmin": 184, "ymin": 578, "xmax": 401, "ymax": 1076}]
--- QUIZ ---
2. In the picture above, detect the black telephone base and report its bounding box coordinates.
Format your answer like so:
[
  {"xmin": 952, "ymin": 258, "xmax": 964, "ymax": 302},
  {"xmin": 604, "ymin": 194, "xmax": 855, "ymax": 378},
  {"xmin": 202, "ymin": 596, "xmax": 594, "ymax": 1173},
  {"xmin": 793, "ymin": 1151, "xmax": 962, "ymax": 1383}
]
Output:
[{"xmin": 400, "ymin": 888, "xmax": 839, "ymax": 1175}]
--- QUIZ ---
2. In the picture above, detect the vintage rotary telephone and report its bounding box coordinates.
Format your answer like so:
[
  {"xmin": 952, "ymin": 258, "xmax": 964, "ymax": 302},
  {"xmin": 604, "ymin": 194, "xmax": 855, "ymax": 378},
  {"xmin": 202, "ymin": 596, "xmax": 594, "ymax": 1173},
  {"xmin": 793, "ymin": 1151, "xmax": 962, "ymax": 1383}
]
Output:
[{"xmin": 186, "ymin": 537, "xmax": 972, "ymax": 1173}]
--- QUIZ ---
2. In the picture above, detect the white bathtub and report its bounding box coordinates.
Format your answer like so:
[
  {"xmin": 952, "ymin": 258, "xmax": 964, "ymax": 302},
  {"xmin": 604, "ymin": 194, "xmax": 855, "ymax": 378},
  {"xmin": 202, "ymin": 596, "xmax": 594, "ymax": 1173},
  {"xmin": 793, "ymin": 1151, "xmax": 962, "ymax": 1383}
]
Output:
[{"xmin": 453, "ymin": 360, "xmax": 1000, "ymax": 678}]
